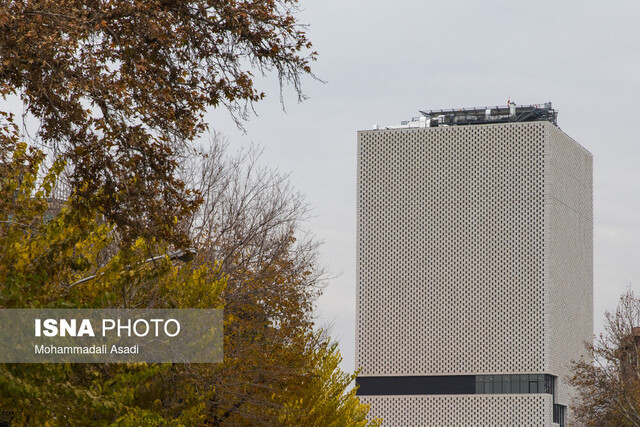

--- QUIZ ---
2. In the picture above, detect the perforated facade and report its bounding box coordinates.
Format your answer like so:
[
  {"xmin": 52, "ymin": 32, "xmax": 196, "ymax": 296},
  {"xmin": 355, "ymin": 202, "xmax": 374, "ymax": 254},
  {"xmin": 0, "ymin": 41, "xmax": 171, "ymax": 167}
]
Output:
[
  {"xmin": 356, "ymin": 121, "xmax": 592, "ymax": 426},
  {"xmin": 359, "ymin": 394, "xmax": 553, "ymax": 427}
]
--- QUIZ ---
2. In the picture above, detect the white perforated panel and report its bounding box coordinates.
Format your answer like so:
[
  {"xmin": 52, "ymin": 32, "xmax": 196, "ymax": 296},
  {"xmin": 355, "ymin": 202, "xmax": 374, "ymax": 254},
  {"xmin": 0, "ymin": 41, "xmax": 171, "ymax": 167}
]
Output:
[
  {"xmin": 357, "ymin": 123, "xmax": 547, "ymax": 375},
  {"xmin": 546, "ymin": 124, "xmax": 593, "ymax": 420},
  {"xmin": 359, "ymin": 394, "xmax": 553, "ymax": 427},
  {"xmin": 356, "ymin": 121, "xmax": 593, "ymax": 425}
]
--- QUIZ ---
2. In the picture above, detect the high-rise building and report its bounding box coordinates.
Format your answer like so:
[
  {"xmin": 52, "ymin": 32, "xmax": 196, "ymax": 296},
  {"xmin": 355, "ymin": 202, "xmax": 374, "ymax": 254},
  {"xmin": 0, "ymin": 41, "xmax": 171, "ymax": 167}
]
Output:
[{"xmin": 356, "ymin": 103, "xmax": 592, "ymax": 426}]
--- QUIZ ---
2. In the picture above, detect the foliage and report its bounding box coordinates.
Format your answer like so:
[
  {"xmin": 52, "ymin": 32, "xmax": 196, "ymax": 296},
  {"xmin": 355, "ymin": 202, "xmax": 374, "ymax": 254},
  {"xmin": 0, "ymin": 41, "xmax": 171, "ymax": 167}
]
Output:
[
  {"xmin": 273, "ymin": 337, "xmax": 381, "ymax": 427},
  {"xmin": 570, "ymin": 289, "xmax": 640, "ymax": 426},
  {"xmin": 0, "ymin": 122, "xmax": 227, "ymax": 424},
  {"xmin": 174, "ymin": 138, "xmax": 377, "ymax": 424},
  {"xmin": 0, "ymin": 0, "xmax": 317, "ymax": 245},
  {"xmin": 0, "ymin": 2, "xmax": 375, "ymax": 424},
  {"xmin": 0, "ymin": 135, "xmax": 377, "ymax": 425}
]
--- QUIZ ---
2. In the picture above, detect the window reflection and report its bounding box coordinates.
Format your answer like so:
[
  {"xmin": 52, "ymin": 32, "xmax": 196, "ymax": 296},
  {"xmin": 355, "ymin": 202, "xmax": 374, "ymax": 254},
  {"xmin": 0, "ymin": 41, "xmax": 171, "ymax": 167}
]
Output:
[{"xmin": 474, "ymin": 374, "xmax": 555, "ymax": 396}]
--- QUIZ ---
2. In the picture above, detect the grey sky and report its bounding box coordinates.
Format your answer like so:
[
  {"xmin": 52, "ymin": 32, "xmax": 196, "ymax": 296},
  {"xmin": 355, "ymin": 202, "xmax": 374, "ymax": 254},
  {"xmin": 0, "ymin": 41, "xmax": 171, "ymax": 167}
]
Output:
[{"xmin": 206, "ymin": 1, "xmax": 640, "ymax": 374}]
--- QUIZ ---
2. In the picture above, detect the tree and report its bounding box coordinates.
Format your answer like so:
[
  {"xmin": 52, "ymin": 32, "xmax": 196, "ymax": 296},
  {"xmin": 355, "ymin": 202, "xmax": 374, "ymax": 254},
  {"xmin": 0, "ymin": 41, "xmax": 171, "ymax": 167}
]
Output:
[
  {"xmin": 0, "ymin": 132, "xmax": 378, "ymax": 425},
  {"xmin": 570, "ymin": 289, "xmax": 640, "ymax": 426},
  {"xmin": 0, "ymin": 122, "xmax": 228, "ymax": 425},
  {"xmin": 0, "ymin": 2, "xmax": 378, "ymax": 424},
  {"xmin": 272, "ymin": 336, "xmax": 381, "ymax": 427},
  {"xmin": 0, "ymin": 0, "xmax": 317, "ymax": 245},
  {"xmin": 174, "ymin": 137, "xmax": 379, "ymax": 424}
]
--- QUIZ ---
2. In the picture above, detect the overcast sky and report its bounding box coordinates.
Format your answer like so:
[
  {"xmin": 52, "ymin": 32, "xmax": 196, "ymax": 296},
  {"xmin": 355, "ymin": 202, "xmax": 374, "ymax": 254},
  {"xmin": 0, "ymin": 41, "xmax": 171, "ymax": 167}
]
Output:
[{"xmin": 206, "ymin": 0, "xmax": 640, "ymax": 375}]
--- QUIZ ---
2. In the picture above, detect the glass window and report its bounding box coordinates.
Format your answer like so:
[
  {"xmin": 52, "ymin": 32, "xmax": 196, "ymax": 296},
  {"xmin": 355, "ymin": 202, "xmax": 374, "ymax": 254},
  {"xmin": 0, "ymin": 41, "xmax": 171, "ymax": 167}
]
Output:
[
  {"xmin": 553, "ymin": 404, "xmax": 566, "ymax": 427},
  {"xmin": 485, "ymin": 376, "xmax": 493, "ymax": 394},
  {"xmin": 511, "ymin": 377, "xmax": 520, "ymax": 394},
  {"xmin": 502, "ymin": 376, "xmax": 511, "ymax": 394},
  {"xmin": 537, "ymin": 375, "xmax": 544, "ymax": 393},
  {"xmin": 475, "ymin": 374, "xmax": 557, "ymax": 396},
  {"xmin": 519, "ymin": 375, "xmax": 528, "ymax": 393}
]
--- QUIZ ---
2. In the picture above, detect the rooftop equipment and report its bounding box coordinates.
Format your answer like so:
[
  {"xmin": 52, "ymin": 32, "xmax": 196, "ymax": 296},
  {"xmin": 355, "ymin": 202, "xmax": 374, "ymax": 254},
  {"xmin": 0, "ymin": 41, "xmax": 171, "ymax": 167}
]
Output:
[{"xmin": 419, "ymin": 102, "xmax": 557, "ymax": 127}]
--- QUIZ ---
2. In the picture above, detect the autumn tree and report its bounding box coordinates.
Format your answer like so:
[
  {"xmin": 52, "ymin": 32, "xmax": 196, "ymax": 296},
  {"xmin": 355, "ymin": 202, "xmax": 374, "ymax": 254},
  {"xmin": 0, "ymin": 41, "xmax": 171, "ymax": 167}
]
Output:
[
  {"xmin": 0, "ymin": 116, "xmax": 229, "ymax": 424},
  {"xmin": 570, "ymin": 289, "xmax": 640, "ymax": 426},
  {"xmin": 0, "ymin": 123, "xmax": 377, "ymax": 425},
  {"xmin": 175, "ymin": 136, "xmax": 375, "ymax": 424},
  {"xmin": 272, "ymin": 335, "xmax": 381, "ymax": 426},
  {"xmin": 0, "ymin": 0, "xmax": 316, "ymax": 245},
  {"xmin": 0, "ymin": 4, "xmax": 378, "ymax": 422}
]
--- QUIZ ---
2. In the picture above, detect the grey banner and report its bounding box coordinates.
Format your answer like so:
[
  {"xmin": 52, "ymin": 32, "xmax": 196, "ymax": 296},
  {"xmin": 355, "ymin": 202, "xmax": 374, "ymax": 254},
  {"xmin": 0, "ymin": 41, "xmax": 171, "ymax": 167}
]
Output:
[{"xmin": 0, "ymin": 309, "xmax": 223, "ymax": 363}]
